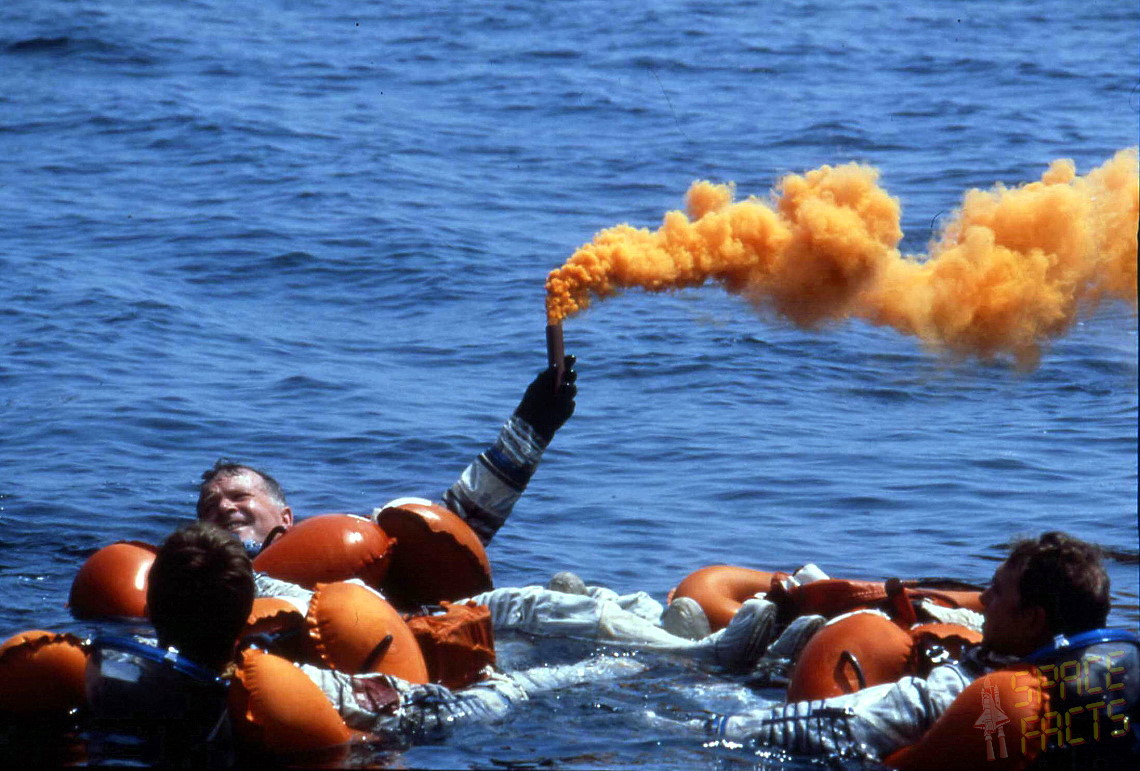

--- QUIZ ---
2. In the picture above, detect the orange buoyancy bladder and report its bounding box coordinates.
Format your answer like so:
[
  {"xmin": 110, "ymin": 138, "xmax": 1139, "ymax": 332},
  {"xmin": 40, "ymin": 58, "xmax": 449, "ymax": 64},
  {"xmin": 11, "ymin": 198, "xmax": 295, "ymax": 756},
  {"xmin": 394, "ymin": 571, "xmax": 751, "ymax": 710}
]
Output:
[
  {"xmin": 68, "ymin": 541, "xmax": 157, "ymax": 619},
  {"xmin": 228, "ymin": 647, "xmax": 353, "ymax": 754},
  {"xmin": 787, "ymin": 611, "xmax": 916, "ymax": 701},
  {"xmin": 670, "ymin": 565, "xmax": 776, "ymax": 632},
  {"xmin": 883, "ymin": 663, "xmax": 1046, "ymax": 770},
  {"xmin": 252, "ymin": 514, "xmax": 393, "ymax": 591},
  {"xmin": 375, "ymin": 502, "xmax": 492, "ymax": 610},
  {"xmin": 0, "ymin": 630, "xmax": 89, "ymax": 715},
  {"xmin": 306, "ymin": 581, "xmax": 429, "ymax": 684}
]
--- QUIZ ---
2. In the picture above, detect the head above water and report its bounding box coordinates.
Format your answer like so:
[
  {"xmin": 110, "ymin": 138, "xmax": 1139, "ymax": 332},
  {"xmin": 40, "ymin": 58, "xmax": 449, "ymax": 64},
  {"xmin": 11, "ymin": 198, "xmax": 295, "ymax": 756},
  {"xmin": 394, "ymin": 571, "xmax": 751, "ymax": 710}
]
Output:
[
  {"xmin": 980, "ymin": 531, "xmax": 1109, "ymax": 657},
  {"xmin": 196, "ymin": 460, "xmax": 294, "ymax": 545},
  {"xmin": 146, "ymin": 521, "xmax": 256, "ymax": 673}
]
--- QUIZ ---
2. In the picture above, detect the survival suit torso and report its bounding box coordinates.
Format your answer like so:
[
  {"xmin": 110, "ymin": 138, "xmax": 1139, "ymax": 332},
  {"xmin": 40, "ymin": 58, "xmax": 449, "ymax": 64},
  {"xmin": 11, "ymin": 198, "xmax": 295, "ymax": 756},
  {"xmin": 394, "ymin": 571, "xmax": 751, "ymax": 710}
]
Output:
[
  {"xmin": 1019, "ymin": 628, "xmax": 1139, "ymax": 769},
  {"xmin": 85, "ymin": 636, "xmax": 233, "ymax": 768}
]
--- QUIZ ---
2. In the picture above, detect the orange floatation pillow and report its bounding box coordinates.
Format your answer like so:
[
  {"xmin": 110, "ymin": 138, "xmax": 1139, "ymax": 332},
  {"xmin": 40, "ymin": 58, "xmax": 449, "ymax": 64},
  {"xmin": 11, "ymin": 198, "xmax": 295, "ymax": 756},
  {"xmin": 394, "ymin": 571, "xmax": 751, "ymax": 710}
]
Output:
[
  {"xmin": 787, "ymin": 611, "xmax": 917, "ymax": 701},
  {"xmin": 68, "ymin": 540, "xmax": 157, "ymax": 619},
  {"xmin": 253, "ymin": 513, "xmax": 393, "ymax": 591},
  {"xmin": 306, "ymin": 580, "xmax": 429, "ymax": 684},
  {"xmin": 786, "ymin": 614, "xmax": 985, "ymax": 702},
  {"xmin": 228, "ymin": 647, "xmax": 353, "ymax": 754},
  {"xmin": 0, "ymin": 630, "xmax": 90, "ymax": 715},
  {"xmin": 375, "ymin": 501, "xmax": 492, "ymax": 610}
]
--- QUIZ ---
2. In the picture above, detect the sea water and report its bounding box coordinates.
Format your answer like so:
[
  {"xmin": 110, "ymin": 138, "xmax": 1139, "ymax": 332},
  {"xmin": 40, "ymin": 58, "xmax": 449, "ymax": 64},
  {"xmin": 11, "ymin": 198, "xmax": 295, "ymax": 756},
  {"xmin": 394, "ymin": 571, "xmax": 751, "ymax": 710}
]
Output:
[{"xmin": 1, "ymin": 0, "xmax": 1136, "ymax": 768}]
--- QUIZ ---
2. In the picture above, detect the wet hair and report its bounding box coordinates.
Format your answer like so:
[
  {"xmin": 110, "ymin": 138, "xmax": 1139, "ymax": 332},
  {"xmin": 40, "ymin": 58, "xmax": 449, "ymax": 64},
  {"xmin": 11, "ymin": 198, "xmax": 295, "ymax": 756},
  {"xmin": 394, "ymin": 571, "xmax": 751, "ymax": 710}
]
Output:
[
  {"xmin": 146, "ymin": 521, "xmax": 255, "ymax": 672},
  {"xmin": 1005, "ymin": 531, "xmax": 1110, "ymax": 636},
  {"xmin": 196, "ymin": 459, "xmax": 287, "ymax": 517}
]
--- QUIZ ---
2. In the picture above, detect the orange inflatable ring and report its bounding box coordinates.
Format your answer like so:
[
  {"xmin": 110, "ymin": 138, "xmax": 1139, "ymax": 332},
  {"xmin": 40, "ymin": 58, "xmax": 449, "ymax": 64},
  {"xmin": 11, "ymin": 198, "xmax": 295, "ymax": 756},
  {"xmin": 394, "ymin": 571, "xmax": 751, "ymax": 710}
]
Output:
[
  {"xmin": 306, "ymin": 581, "xmax": 429, "ymax": 684},
  {"xmin": 253, "ymin": 514, "xmax": 393, "ymax": 591},
  {"xmin": 787, "ymin": 612, "xmax": 916, "ymax": 701},
  {"xmin": 376, "ymin": 502, "xmax": 492, "ymax": 609},
  {"xmin": 670, "ymin": 565, "xmax": 776, "ymax": 632},
  {"xmin": 883, "ymin": 663, "xmax": 1046, "ymax": 770},
  {"xmin": 68, "ymin": 540, "xmax": 157, "ymax": 619},
  {"xmin": 0, "ymin": 630, "xmax": 89, "ymax": 715},
  {"xmin": 228, "ymin": 647, "xmax": 353, "ymax": 754}
]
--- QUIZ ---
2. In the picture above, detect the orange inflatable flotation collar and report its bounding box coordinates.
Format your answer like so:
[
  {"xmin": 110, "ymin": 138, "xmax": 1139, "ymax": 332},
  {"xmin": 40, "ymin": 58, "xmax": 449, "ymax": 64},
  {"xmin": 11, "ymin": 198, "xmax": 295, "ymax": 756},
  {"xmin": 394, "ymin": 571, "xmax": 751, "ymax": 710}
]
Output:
[
  {"xmin": 306, "ymin": 581, "xmax": 429, "ymax": 684},
  {"xmin": 253, "ymin": 514, "xmax": 393, "ymax": 591},
  {"xmin": 228, "ymin": 647, "xmax": 353, "ymax": 754},
  {"xmin": 0, "ymin": 630, "xmax": 89, "ymax": 715},
  {"xmin": 376, "ymin": 502, "xmax": 492, "ymax": 610},
  {"xmin": 68, "ymin": 541, "xmax": 157, "ymax": 619},
  {"xmin": 669, "ymin": 565, "xmax": 775, "ymax": 631}
]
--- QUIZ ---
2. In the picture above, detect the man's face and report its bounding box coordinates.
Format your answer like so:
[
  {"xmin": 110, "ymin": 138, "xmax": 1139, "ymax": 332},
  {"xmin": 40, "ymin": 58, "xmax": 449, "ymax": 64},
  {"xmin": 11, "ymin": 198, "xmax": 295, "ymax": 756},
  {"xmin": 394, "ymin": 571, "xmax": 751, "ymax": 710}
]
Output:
[
  {"xmin": 197, "ymin": 470, "xmax": 293, "ymax": 545},
  {"xmin": 980, "ymin": 560, "xmax": 1047, "ymax": 656}
]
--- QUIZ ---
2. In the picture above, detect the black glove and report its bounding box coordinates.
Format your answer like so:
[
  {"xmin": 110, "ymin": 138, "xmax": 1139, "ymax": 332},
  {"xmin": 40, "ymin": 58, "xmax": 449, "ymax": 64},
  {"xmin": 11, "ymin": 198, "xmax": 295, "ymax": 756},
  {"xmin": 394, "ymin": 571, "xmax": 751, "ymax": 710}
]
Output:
[{"xmin": 513, "ymin": 355, "xmax": 577, "ymax": 443}]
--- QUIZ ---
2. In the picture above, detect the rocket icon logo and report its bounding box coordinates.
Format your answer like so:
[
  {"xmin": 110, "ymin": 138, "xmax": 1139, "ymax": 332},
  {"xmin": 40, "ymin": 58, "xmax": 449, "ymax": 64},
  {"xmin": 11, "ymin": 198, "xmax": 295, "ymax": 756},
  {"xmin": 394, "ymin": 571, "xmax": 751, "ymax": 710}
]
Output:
[{"xmin": 974, "ymin": 675, "xmax": 1011, "ymax": 760}]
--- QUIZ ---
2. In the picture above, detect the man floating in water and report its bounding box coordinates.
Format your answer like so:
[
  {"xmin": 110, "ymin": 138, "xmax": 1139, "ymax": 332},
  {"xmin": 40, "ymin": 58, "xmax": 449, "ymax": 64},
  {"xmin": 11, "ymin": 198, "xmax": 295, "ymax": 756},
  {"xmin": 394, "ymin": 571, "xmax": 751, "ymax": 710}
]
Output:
[{"xmin": 688, "ymin": 532, "xmax": 1139, "ymax": 768}]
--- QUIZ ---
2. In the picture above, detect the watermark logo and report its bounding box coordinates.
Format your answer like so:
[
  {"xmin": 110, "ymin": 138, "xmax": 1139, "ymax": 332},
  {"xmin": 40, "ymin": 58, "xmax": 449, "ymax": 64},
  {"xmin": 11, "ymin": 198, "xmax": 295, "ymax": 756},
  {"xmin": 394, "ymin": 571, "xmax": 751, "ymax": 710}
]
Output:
[{"xmin": 974, "ymin": 675, "xmax": 1011, "ymax": 760}]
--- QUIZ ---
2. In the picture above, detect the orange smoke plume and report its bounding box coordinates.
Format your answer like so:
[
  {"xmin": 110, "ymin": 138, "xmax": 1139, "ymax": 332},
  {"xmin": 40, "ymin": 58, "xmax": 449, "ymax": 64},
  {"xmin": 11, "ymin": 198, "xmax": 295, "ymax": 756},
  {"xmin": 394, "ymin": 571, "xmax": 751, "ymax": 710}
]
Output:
[{"xmin": 545, "ymin": 149, "xmax": 1138, "ymax": 367}]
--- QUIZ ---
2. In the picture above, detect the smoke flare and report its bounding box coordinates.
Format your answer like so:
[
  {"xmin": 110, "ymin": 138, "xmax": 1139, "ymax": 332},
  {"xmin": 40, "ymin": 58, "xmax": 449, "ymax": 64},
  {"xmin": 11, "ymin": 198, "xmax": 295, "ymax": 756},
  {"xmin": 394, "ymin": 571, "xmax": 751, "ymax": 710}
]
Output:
[{"xmin": 545, "ymin": 149, "xmax": 1138, "ymax": 368}]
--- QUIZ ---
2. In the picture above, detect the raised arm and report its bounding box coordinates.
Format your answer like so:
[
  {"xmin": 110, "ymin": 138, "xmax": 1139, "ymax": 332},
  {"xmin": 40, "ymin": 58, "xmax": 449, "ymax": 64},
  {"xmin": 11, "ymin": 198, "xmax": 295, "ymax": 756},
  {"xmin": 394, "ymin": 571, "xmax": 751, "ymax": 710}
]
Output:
[{"xmin": 441, "ymin": 357, "xmax": 577, "ymax": 544}]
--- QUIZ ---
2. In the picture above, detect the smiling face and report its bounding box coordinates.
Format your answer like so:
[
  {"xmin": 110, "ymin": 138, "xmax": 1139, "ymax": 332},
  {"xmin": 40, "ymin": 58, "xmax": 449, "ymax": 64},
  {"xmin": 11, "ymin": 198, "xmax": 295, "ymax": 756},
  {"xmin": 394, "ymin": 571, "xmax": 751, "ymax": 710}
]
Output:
[
  {"xmin": 980, "ymin": 560, "xmax": 1049, "ymax": 656},
  {"xmin": 196, "ymin": 469, "xmax": 293, "ymax": 545}
]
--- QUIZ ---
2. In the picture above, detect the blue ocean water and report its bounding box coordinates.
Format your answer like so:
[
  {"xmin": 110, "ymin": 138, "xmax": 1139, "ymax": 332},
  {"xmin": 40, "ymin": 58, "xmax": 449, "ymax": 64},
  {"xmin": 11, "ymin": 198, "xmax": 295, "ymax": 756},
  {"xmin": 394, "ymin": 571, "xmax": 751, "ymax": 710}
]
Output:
[{"xmin": 1, "ymin": 0, "xmax": 1137, "ymax": 767}]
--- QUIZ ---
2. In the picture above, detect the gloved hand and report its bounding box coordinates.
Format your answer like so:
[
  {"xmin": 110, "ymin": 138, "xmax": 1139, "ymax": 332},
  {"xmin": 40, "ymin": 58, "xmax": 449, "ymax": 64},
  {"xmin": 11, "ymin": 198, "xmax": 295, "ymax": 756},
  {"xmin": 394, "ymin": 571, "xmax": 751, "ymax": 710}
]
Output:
[{"xmin": 513, "ymin": 355, "xmax": 577, "ymax": 443}]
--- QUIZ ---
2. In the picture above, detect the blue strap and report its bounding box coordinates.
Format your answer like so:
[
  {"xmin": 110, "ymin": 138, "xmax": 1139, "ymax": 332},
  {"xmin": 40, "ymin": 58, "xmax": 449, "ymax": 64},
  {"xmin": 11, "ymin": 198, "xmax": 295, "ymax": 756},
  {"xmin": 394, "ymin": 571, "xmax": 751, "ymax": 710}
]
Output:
[
  {"xmin": 93, "ymin": 635, "xmax": 222, "ymax": 684},
  {"xmin": 1024, "ymin": 628, "xmax": 1140, "ymax": 664}
]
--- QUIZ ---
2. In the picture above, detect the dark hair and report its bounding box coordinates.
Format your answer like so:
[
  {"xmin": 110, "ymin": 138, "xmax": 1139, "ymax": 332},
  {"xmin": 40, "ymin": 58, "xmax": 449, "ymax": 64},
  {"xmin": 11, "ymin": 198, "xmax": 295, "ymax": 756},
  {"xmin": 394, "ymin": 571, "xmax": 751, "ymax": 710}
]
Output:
[
  {"xmin": 147, "ymin": 521, "xmax": 255, "ymax": 672},
  {"xmin": 196, "ymin": 460, "xmax": 287, "ymax": 517},
  {"xmin": 1005, "ymin": 531, "xmax": 1110, "ymax": 636}
]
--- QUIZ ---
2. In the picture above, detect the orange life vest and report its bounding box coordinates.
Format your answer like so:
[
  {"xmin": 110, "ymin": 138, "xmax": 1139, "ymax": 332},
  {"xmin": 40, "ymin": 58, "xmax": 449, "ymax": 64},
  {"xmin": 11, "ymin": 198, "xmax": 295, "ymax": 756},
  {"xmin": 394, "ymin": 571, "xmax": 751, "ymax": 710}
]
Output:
[{"xmin": 405, "ymin": 601, "xmax": 496, "ymax": 690}]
